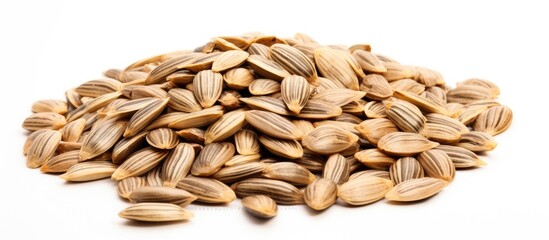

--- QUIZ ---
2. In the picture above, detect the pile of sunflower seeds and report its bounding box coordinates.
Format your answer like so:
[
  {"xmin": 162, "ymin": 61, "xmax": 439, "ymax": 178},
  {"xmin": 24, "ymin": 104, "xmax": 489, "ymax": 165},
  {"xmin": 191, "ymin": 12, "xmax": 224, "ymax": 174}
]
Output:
[{"xmin": 22, "ymin": 32, "xmax": 513, "ymax": 222}]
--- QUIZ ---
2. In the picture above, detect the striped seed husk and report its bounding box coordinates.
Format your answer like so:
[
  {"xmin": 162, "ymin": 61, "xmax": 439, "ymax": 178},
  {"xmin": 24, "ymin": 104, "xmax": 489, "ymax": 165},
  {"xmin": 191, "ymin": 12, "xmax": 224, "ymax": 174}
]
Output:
[
  {"xmin": 346, "ymin": 155, "xmax": 363, "ymax": 172},
  {"xmin": 281, "ymin": 75, "xmax": 311, "ymax": 114},
  {"xmin": 323, "ymin": 154, "xmax": 350, "ymax": 185},
  {"xmin": 262, "ymin": 162, "xmax": 316, "ymax": 186},
  {"xmin": 420, "ymin": 123, "xmax": 462, "ymax": 144},
  {"xmin": 354, "ymin": 149, "xmax": 396, "ymax": 170},
  {"xmin": 355, "ymin": 118, "xmax": 399, "ymax": 145},
  {"xmin": 204, "ymin": 109, "xmax": 246, "ymax": 144},
  {"xmin": 348, "ymin": 43, "xmax": 371, "ymax": 53},
  {"xmin": 240, "ymin": 96, "xmax": 291, "ymax": 115},
  {"xmin": 212, "ymin": 162, "xmax": 264, "ymax": 183},
  {"xmin": 23, "ymin": 129, "xmax": 49, "ymax": 155},
  {"xmin": 223, "ymin": 68, "xmax": 255, "ymax": 90},
  {"xmin": 118, "ymin": 177, "xmax": 147, "ymax": 199},
  {"xmin": 294, "ymin": 149, "xmax": 325, "ymax": 172},
  {"xmin": 337, "ymin": 176, "xmax": 394, "ymax": 206},
  {"xmin": 259, "ymin": 135, "xmax": 303, "ymax": 159},
  {"xmin": 176, "ymin": 128, "xmax": 205, "ymax": 144},
  {"xmin": 128, "ymin": 186, "xmax": 197, "ymax": 207},
  {"xmin": 315, "ymin": 76, "xmax": 343, "ymax": 91},
  {"xmin": 447, "ymin": 84, "xmax": 494, "ymax": 104},
  {"xmin": 414, "ymin": 67, "xmax": 444, "ymax": 86},
  {"xmin": 57, "ymin": 141, "xmax": 83, "ymax": 153},
  {"xmin": 295, "ymin": 99, "xmax": 343, "ymax": 119},
  {"xmin": 191, "ymin": 142, "xmax": 235, "ymax": 176},
  {"xmin": 60, "ymin": 161, "xmax": 118, "ymax": 182},
  {"xmin": 473, "ymin": 105, "xmax": 513, "ymax": 136},
  {"xmin": 245, "ymin": 110, "xmax": 303, "ymax": 140},
  {"xmin": 40, "ymin": 150, "xmax": 79, "ymax": 173},
  {"xmin": 75, "ymin": 78, "xmax": 122, "ymax": 98},
  {"xmin": 303, "ymin": 178, "xmax": 338, "ymax": 211},
  {"xmin": 146, "ymin": 128, "xmax": 179, "ymax": 150},
  {"xmin": 65, "ymin": 88, "xmax": 83, "ymax": 109},
  {"xmin": 393, "ymin": 90, "xmax": 449, "ymax": 116},
  {"xmin": 456, "ymin": 131, "xmax": 497, "ymax": 152},
  {"xmin": 380, "ymin": 62, "xmax": 416, "ymax": 81},
  {"xmin": 389, "ymin": 79, "xmax": 425, "ymax": 95},
  {"xmin": 360, "ymin": 74, "xmax": 392, "ymax": 100},
  {"xmin": 112, "ymin": 131, "xmax": 148, "ymax": 164},
  {"xmin": 26, "ymin": 130, "xmax": 62, "ymax": 168},
  {"xmin": 32, "ymin": 99, "xmax": 68, "ymax": 114},
  {"xmin": 193, "ymin": 70, "xmax": 223, "ymax": 108},
  {"xmin": 129, "ymin": 85, "xmax": 168, "ymax": 100},
  {"xmin": 146, "ymin": 166, "xmax": 163, "ymax": 186},
  {"xmin": 249, "ymin": 79, "xmax": 281, "ymax": 96},
  {"xmin": 211, "ymin": 50, "xmax": 249, "ymax": 72},
  {"xmin": 234, "ymin": 129, "xmax": 261, "ymax": 155},
  {"xmin": 60, "ymin": 118, "xmax": 86, "ymax": 142},
  {"xmin": 105, "ymin": 98, "xmax": 157, "ymax": 119},
  {"xmin": 314, "ymin": 47, "xmax": 359, "ymax": 90},
  {"xmin": 124, "ymin": 98, "xmax": 169, "ymax": 137},
  {"xmin": 246, "ymin": 55, "xmax": 290, "ymax": 81},
  {"xmin": 167, "ymin": 70, "xmax": 195, "ymax": 85},
  {"xmin": 458, "ymin": 78, "xmax": 500, "ymax": 97},
  {"xmin": 446, "ymin": 103, "xmax": 465, "ymax": 117},
  {"xmin": 247, "ymin": 43, "xmax": 270, "ymax": 58},
  {"xmin": 168, "ymin": 105, "xmax": 224, "ymax": 129},
  {"xmin": 363, "ymin": 101, "xmax": 387, "ymax": 118},
  {"xmin": 341, "ymin": 100, "xmax": 367, "ymax": 115},
  {"xmin": 311, "ymin": 88, "xmax": 366, "ymax": 107},
  {"xmin": 167, "ymin": 88, "xmax": 203, "ymax": 113},
  {"xmin": 242, "ymin": 195, "xmax": 278, "ymax": 218},
  {"xmin": 302, "ymin": 125, "xmax": 359, "ymax": 155},
  {"xmin": 176, "ymin": 176, "xmax": 236, "ymax": 203},
  {"xmin": 144, "ymin": 54, "xmax": 198, "ymax": 85},
  {"xmin": 178, "ymin": 52, "xmax": 221, "ymax": 72},
  {"xmin": 270, "ymin": 44, "xmax": 318, "ymax": 85},
  {"xmin": 224, "ymin": 154, "xmax": 261, "ymax": 167},
  {"xmin": 118, "ymin": 203, "xmax": 193, "ymax": 222},
  {"xmin": 436, "ymin": 145, "xmax": 485, "ymax": 168},
  {"xmin": 424, "ymin": 86, "xmax": 447, "ymax": 104},
  {"xmin": 313, "ymin": 120, "xmax": 359, "ymax": 136},
  {"xmin": 457, "ymin": 105, "xmax": 487, "ymax": 125},
  {"xmin": 291, "ymin": 119, "xmax": 316, "ymax": 136},
  {"xmin": 385, "ymin": 100, "xmax": 427, "ymax": 133},
  {"xmin": 385, "ymin": 177, "xmax": 448, "ymax": 202},
  {"xmin": 231, "ymin": 178, "xmax": 303, "ymax": 205},
  {"xmin": 161, "ymin": 143, "xmax": 196, "ymax": 187},
  {"xmin": 389, "ymin": 157, "xmax": 424, "ymax": 185},
  {"xmin": 349, "ymin": 170, "xmax": 391, "ymax": 181},
  {"xmin": 66, "ymin": 92, "xmax": 122, "ymax": 122},
  {"xmin": 80, "ymin": 120, "xmax": 126, "ymax": 161},
  {"xmin": 352, "ymin": 50, "xmax": 387, "ymax": 73},
  {"xmin": 426, "ymin": 113, "xmax": 469, "ymax": 134},
  {"xmin": 22, "ymin": 112, "xmax": 67, "ymax": 131},
  {"xmin": 417, "ymin": 149, "xmax": 456, "ymax": 182},
  {"xmin": 111, "ymin": 147, "xmax": 169, "ymax": 181},
  {"xmin": 377, "ymin": 132, "xmax": 439, "ymax": 157},
  {"xmin": 340, "ymin": 141, "xmax": 360, "ymax": 157}
]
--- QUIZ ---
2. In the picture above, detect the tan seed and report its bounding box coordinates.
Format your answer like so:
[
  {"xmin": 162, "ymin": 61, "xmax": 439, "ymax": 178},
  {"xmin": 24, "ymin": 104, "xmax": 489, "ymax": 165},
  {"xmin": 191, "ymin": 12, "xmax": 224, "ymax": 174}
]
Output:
[
  {"xmin": 124, "ymin": 98, "xmax": 169, "ymax": 137},
  {"xmin": 161, "ymin": 143, "xmax": 196, "ymax": 187},
  {"xmin": 281, "ymin": 75, "xmax": 311, "ymax": 114},
  {"xmin": 204, "ymin": 109, "xmax": 246, "ymax": 144},
  {"xmin": 385, "ymin": 100, "xmax": 426, "ymax": 133},
  {"xmin": 118, "ymin": 177, "xmax": 148, "ymax": 199},
  {"xmin": 212, "ymin": 162, "xmax": 264, "ymax": 184},
  {"xmin": 193, "ymin": 70, "xmax": 223, "ymax": 108},
  {"xmin": 80, "ymin": 120, "xmax": 126, "ymax": 161},
  {"xmin": 242, "ymin": 195, "xmax": 278, "ymax": 218},
  {"xmin": 111, "ymin": 147, "xmax": 169, "ymax": 181},
  {"xmin": 176, "ymin": 176, "xmax": 236, "ymax": 203},
  {"xmin": 389, "ymin": 157, "xmax": 424, "ymax": 185},
  {"xmin": 456, "ymin": 131, "xmax": 497, "ymax": 152},
  {"xmin": 473, "ymin": 105, "xmax": 513, "ymax": 136},
  {"xmin": 385, "ymin": 177, "xmax": 448, "ymax": 202},
  {"xmin": 436, "ymin": 145, "xmax": 486, "ymax": 168},
  {"xmin": 234, "ymin": 129, "xmax": 260, "ymax": 155},
  {"xmin": 118, "ymin": 203, "xmax": 193, "ymax": 222},
  {"xmin": 60, "ymin": 161, "xmax": 118, "ymax": 182},
  {"xmin": 302, "ymin": 125, "xmax": 359, "ymax": 155},
  {"xmin": 303, "ymin": 178, "xmax": 338, "ymax": 211},
  {"xmin": 354, "ymin": 149, "xmax": 396, "ymax": 170},
  {"xmin": 249, "ymin": 79, "xmax": 281, "ymax": 96},
  {"xmin": 112, "ymin": 131, "xmax": 148, "ymax": 164},
  {"xmin": 22, "ymin": 112, "xmax": 66, "ymax": 131},
  {"xmin": 270, "ymin": 43, "xmax": 318, "ymax": 85},
  {"xmin": 360, "ymin": 74, "xmax": 392, "ymax": 100},
  {"xmin": 259, "ymin": 135, "xmax": 303, "ymax": 159},
  {"xmin": 417, "ymin": 149, "xmax": 456, "ymax": 182},
  {"xmin": 211, "ymin": 50, "xmax": 249, "ymax": 72},
  {"xmin": 32, "ymin": 99, "xmax": 68, "ymax": 114},
  {"xmin": 167, "ymin": 88, "xmax": 203, "ymax": 113},
  {"xmin": 26, "ymin": 130, "xmax": 62, "ymax": 168},
  {"xmin": 262, "ymin": 162, "xmax": 316, "ymax": 186},
  {"xmin": 128, "ymin": 186, "xmax": 197, "ymax": 207},
  {"xmin": 355, "ymin": 118, "xmax": 399, "ymax": 145},
  {"xmin": 323, "ymin": 154, "xmax": 350, "ymax": 185},
  {"xmin": 168, "ymin": 105, "xmax": 224, "ymax": 129},
  {"xmin": 337, "ymin": 176, "xmax": 394, "ymax": 206},
  {"xmin": 191, "ymin": 142, "xmax": 235, "ymax": 177},
  {"xmin": 231, "ymin": 178, "xmax": 303, "ymax": 205},
  {"xmin": 377, "ymin": 132, "xmax": 439, "ymax": 156},
  {"xmin": 245, "ymin": 110, "xmax": 303, "ymax": 140}
]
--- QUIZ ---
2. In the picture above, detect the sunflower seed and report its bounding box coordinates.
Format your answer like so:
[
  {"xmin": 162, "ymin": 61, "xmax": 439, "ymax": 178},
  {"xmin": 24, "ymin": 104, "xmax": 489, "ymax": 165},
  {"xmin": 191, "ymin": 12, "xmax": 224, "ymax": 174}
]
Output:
[
  {"xmin": 80, "ymin": 120, "xmax": 126, "ymax": 161},
  {"xmin": 223, "ymin": 68, "xmax": 255, "ymax": 90},
  {"xmin": 352, "ymin": 50, "xmax": 387, "ymax": 73},
  {"xmin": 22, "ymin": 112, "xmax": 66, "ymax": 131},
  {"xmin": 234, "ymin": 129, "xmax": 260, "ymax": 155},
  {"xmin": 295, "ymin": 99, "xmax": 343, "ymax": 119},
  {"xmin": 360, "ymin": 74, "xmax": 392, "ymax": 100},
  {"xmin": 191, "ymin": 142, "xmax": 235, "ymax": 176},
  {"xmin": 291, "ymin": 120, "xmax": 316, "ymax": 136},
  {"xmin": 303, "ymin": 178, "xmax": 338, "ymax": 210},
  {"xmin": 128, "ymin": 186, "xmax": 197, "ymax": 207},
  {"xmin": 349, "ymin": 170, "xmax": 390, "ymax": 181},
  {"xmin": 118, "ymin": 203, "xmax": 193, "ymax": 222},
  {"xmin": 385, "ymin": 100, "xmax": 426, "ymax": 133},
  {"xmin": 314, "ymin": 47, "xmax": 359, "ymax": 90},
  {"xmin": 161, "ymin": 143, "xmax": 195, "ymax": 187},
  {"xmin": 323, "ymin": 154, "xmax": 350, "ymax": 184},
  {"xmin": 473, "ymin": 105, "xmax": 513, "ymax": 136},
  {"xmin": 393, "ymin": 90, "xmax": 449, "ymax": 116},
  {"xmin": 355, "ymin": 118, "xmax": 399, "ymax": 145},
  {"xmin": 417, "ymin": 149, "xmax": 456, "ymax": 182},
  {"xmin": 211, "ymin": 50, "xmax": 249, "ymax": 72},
  {"xmin": 458, "ymin": 78, "xmax": 500, "ymax": 97},
  {"xmin": 293, "ymin": 149, "xmax": 325, "ymax": 172},
  {"xmin": 176, "ymin": 176, "xmax": 236, "ymax": 203},
  {"xmin": 420, "ymin": 123, "xmax": 462, "ymax": 144},
  {"xmin": 240, "ymin": 96, "xmax": 292, "ymax": 115},
  {"xmin": 124, "ymin": 98, "xmax": 169, "ymax": 137},
  {"xmin": 204, "ymin": 109, "xmax": 246, "ymax": 144},
  {"xmin": 40, "ymin": 150, "xmax": 79, "ymax": 173},
  {"xmin": 242, "ymin": 195, "xmax": 278, "ymax": 218},
  {"xmin": 75, "ymin": 78, "xmax": 122, "ymax": 98},
  {"xmin": 245, "ymin": 110, "xmax": 303, "ymax": 140},
  {"xmin": 129, "ymin": 85, "xmax": 168, "ymax": 100},
  {"xmin": 435, "ymin": 145, "xmax": 486, "ymax": 168},
  {"xmin": 302, "ymin": 125, "xmax": 359, "ymax": 155},
  {"xmin": 212, "ymin": 162, "xmax": 264, "ymax": 183},
  {"xmin": 377, "ymin": 132, "xmax": 439, "ymax": 156},
  {"xmin": 311, "ymin": 88, "xmax": 365, "ymax": 107},
  {"xmin": 26, "ymin": 130, "xmax": 62, "ymax": 168},
  {"xmin": 363, "ymin": 101, "xmax": 387, "ymax": 118},
  {"xmin": 247, "ymin": 43, "xmax": 270, "ymax": 58},
  {"xmin": 447, "ymin": 84, "xmax": 494, "ymax": 104},
  {"xmin": 167, "ymin": 88, "xmax": 203, "ymax": 113},
  {"xmin": 389, "ymin": 157, "xmax": 424, "ymax": 185},
  {"xmin": 385, "ymin": 177, "xmax": 448, "ymax": 202},
  {"xmin": 354, "ymin": 149, "xmax": 396, "ymax": 170},
  {"xmin": 280, "ymin": 75, "xmax": 311, "ymax": 114},
  {"xmin": 111, "ymin": 147, "xmax": 169, "ymax": 181},
  {"xmin": 262, "ymin": 162, "xmax": 315, "ymax": 186},
  {"xmin": 389, "ymin": 79, "xmax": 425, "ymax": 95},
  {"xmin": 247, "ymin": 55, "xmax": 290, "ymax": 81},
  {"xmin": 258, "ymin": 135, "xmax": 302, "ymax": 159},
  {"xmin": 112, "ymin": 131, "xmax": 148, "ymax": 164},
  {"xmin": 270, "ymin": 44, "xmax": 318, "ymax": 85},
  {"xmin": 414, "ymin": 67, "xmax": 444, "ymax": 86},
  {"xmin": 146, "ymin": 128, "xmax": 179, "ymax": 150},
  {"xmin": 117, "ymin": 177, "xmax": 148, "ymax": 199},
  {"xmin": 380, "ymin": 62, "xmax": 416, "ymax": 81},
  {"xmin": 249, "ymin": 79, "xmax": 281, "ymax": 96},
  {"xmin": 168, "ymin": 105, "xmax": 224, "ymax": 129},
  {"xmin": 337, "ymin": 176, "xmax": 394, "ymax": 206},
  {"xmin": 231, "ymin": 178, "xmax": 303, "ymax": 205},
  {"xmin": 456, "ymin": 131, "xmax": 497, "ymax": 152},
  {"xmin": 32, "ymin": 99, "xmax": 68, "ymax": 114},
  {"xmin": 224, "ymin": 154, "xmax": 261, "ymax": 167},
  {"xmin": 425, "ymin": 113, "xmax": 469, "ymax": 134},
  {"xmin": 60, "ymin": 161, "xmax": 118, "ymax": 182},
  {"xmin": 59, "ymin": 118, "xmax": 86, "ymax": 142},
  {"xmin": 67, "ymin": 92, "xmax": 122, "ymax": 122}
]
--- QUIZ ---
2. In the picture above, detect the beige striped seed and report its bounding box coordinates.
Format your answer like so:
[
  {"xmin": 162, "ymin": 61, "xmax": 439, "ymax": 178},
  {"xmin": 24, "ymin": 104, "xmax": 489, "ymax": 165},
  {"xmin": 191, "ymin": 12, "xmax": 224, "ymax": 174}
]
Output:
[
  {"xmin": 380, "ymin": 62, "xmax": 416, "ymax": 81},
  {"xmin": 294, "ymin": 149, "xmax": 326, "ymax": 172},
  {"xmin": 146, "ymin": 128, "xmax": 179, "ymax": 150},
  {"xmin": 389, "ymin": 79, "xmax": 425, "ymax": 95},
  {"xmin": 355, "ymin": 118, "xmax": 399, "ymax": 145},
  {"xmin": 389, "ymin": 157, "xmax": 424, "ymax": 185},
  {"xmin": 457, "ymin": 131, "xmax": 497, "ymax": 152},
  {"xmin": 118, "ymin": 177, "xmax": 148, "ymax": 199},
  {"xmin": 218, "ymin": 90, "xmax": 242, "ymax": 110},
  {"xmin": 212, "ymin": 162, "xmax": 264, "ymax": 183},
  {"xmin": 323, "ymin": 154, "xmax": 350, "ymax": 185},
  {"xmin": 75, "ymin": 78, "xmax": 122, "ymax": 98},
  {"xmin": 119, "ymin": 203, "xmax": 193, "ymax": 222},
  {"xmin": 352, "ymin": 50, "xmax": 387, "ymax": 73},
  {"xmin": 249, "ymin": 79, "xmax": 281, "ymax": 96},
  {"xmin": 234, "ymin": 129, "xmax": 260, "ymax": 155},
  {"xmin": 377, "ymin": 132, "xmax": 439, "ymax": 156},
  {"xmin": 262, "ymin": 162, "xmax": 315, "ymax": 186},
  {"xmin": 80, "ymin": 120, "xmax": 126, "ymax": 161},
  {"xmin": 129, "ymin": 85, "xmax": 168, "ymax": 100},
  {"xmin": 417, "ymin": 149, "xmax": 456, "ymax": 182},
  {"xmin": 421, "ymin": 123, "xmax": 462, "ymax": 144},
  {"xmin": 447, "ymin": 84, "xmax": 493, "ymax": 104},
  {"xmin": 224, "ymin": 154, "xmax": 261, "ymax": 167},
  {"xmin": 302, "ymin": 125, "xmax": 358, "ymax": 155},
  {"xmin": 385, "ymin": 100, "xmax": 426, "ymax": 133},
  {"xmin": 193, "ymin": 70, "xmax": 223, "ymax": 108},
  {"xmin": 168, "ymin": 105, "xmax": 224, "ymax": 129},
  {"xmin": 231, "ymin": 178, "xmax": 304, "ymax": 205},
  {"xmin": 314, "ymin": 47, "xmax": 359, "ymax": 90},
  {"xmin": 270, "ymin": 44, "xmax": 318, "ymax": 85},
  {"xmin": 360, "ymin": 74, "xmax": 392, "ymax": 100},
  {"xmin": 60, "ymin": 161, "xmax": 118, "ymax": 182},
  {"xmin": 161, "ymin": 143, "xmax": 196, "ymax": 187},
  {"xmin": 242, "ymin": 195, "xmax": 278, "ymax": 218},
  {"xmin": 148, "ymin": 166, "xmax": 165, "ymax": 186},
  {"xmin": 26, "ymin": 130, "xmax": 62, "ymax": 168},
  {"xmin": 295, "ymin": 100, "xmax": 343, "ymax": 119},
  {"xmin": 111, "ymin": 147, "xmax": 168, "ymax": 181},
  {"xmin": 458, "ymin": 78, "xmax": 500, "ymax": 97},
  {"xmin": 303, "ymin": 178, "xmax": 338, "ymax": 211},
  {"xmin": 176, "ymin": 176, "xmax": 236, "ymax": 203},
  {"xmin": 240, "ymin": 96, "xmax": 291, "ymax": 115},
  {"xmin": 426, "ymin": 113, "xmax": 469, "ymax": 134},
  {"xmin": 393, "ymin": 90, "xmax": 449, "ymax": 116},
  {"xmin": 385, "ymin": 177, "xmax": 448, "ymax": 202},
  {"xmin": 124, "ymin": 98, "xmax": 169, "ymax": 137},
  {"xmin": 259, "ymin": 135, "xmax": 303, "ymax": 159},
  {"xmin": 191, "ymin": 142, "xmax": 235, "ymax": 177},
  {"xmin": 473, "ymin": 105, "xmax": 513, "ymax": 136},
  {"xmin": 247, "ymin": 43, "xmax": 270, "ymax": 58},
  {"xmin": 363, "ymin": 101, "xmax": 387, "ymax": 118},
  {"xmin": 245, "ymin": 110, "xmax": 303, "ymax": 140},
  {"xmin": 204, "ymin": 109, "xmax": 246, "ymax": 144},
  {"xmin": 350, "ymin": 170, "xmax": 391, "ymax": 181},
  {"xmin": 211, "ymin": 50, "xmax": 249, "ymax": 72},
  {"xmin": 67, "ymin": 92, "xmax": 122, "ymax": 122},
  {"xmin": 112, "ymin": 131, "xmax": 148, "ymax": 164},
  {"xmin": 60, "ymin": 118, "xmax": 86, "ymax": 142},
  {"xmin": 246, "ymin": 55, "xmax": 290, "ymax": 81},
  {"xmin": 281, "ymin": 75, "xmax": 311, "ymax": 114},
  {"xmin": 32, "ymin": 99, "xmax": 68, "ymax": 114},
  {"xmin": 128, "ymin": 186, "xmax": 197, "ymax": 207},
  {"xmin": 337, "ymin": 176, "xmax": 394, "ymax": 206},
  {"xmin": 436, "ymin": 145, "xmax": 486, "ymax": 168},
  {"xmin": 311, "ymin": 88, "xmax": 366, "ymax": 107},
  {"xmin": 223, "ymin": 68, "xmax": 255, "ymax": 90},
  {"xmin": 354, "ymin": 149, "xmax": 396, "ymax": 170},
  {"xmin": 291, "ymin": 120, "xmax": 316, "ymax": 136},
  {"xmin": 167, "ymin": 88, "xmax": 203, "ymax": 113},
  {"xmin": 40, "ymin": 150, "xmax": 79, "ymax": 173},
  {"xmin": 22, "ymin": 112, "xmax": 67, "ymax": 131},
  {"xmin": 176, "ymin": 128, "xmax": 205, "ymax": 144}
]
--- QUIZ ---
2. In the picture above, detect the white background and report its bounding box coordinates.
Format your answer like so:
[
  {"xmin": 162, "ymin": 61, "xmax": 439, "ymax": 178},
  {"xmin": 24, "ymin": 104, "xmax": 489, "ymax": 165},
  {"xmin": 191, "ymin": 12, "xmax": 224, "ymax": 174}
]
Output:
[{"xmin": 1, "ymin": 0, "xmax": 548, "ymax": 239}]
